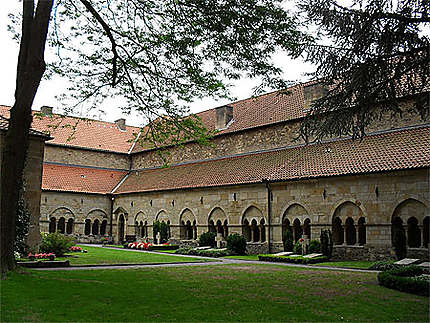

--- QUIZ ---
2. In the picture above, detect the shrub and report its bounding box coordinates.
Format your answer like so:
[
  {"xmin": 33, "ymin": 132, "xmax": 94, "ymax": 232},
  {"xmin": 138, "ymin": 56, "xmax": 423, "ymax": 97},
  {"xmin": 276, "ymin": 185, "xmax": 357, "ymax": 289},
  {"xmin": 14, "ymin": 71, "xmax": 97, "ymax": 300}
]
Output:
[
  {"xmin": 198, "ymin": 232, "xmax": 216, "ymax": 247},
  {"xmin": 368, "ymin": 261, "xmax": 401, "ymax": 271},
  {"xmin": 392, "ymin": 227, "xmax": 407, "ymax": 260},
  {"xmin": 15, "ymin": 199, "xmax": 30, "ymax": 257},
  {"xmin": 175, "ymin": 247, "xmax": 230, "ymax": 258},
  {"xmin": 293, "ymin": 240, "xmax": 302, "ymax": 255},
  {"xmin": 153, "ymin": 221, "xmax": 169, "ymax": 243},
  {"xmin": 308, "ymin": 240, "xmax": 321, "ymax": 253},
  {"xmin": 282, "ymin": 230, "xmax": 294, "ymax": 252},
  {"xmin": 258, "ymin": 254, "xmax": 328, "ymax": 264},
  {"xmin": 39, "ymin": 233, "xmax": 75, "ymax": 256},
  {"xmin": 377, "ymin": 266, "xmax": 428, "ymax": 296},
  {"xmin": 226, "ymin": 233, "xmax": 247, "ymax": 255},
  {"xmin": 320, "ymin": 229, "xmax": 333, "ymax": 258}
]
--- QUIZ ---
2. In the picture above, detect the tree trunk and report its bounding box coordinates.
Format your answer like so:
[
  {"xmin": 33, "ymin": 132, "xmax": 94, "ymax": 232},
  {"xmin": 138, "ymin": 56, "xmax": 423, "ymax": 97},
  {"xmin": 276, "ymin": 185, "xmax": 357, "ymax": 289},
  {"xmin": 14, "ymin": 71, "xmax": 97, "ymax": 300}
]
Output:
[{"xmin": 1, "ymin": 0, "xmax": 53, "ymax": 278}]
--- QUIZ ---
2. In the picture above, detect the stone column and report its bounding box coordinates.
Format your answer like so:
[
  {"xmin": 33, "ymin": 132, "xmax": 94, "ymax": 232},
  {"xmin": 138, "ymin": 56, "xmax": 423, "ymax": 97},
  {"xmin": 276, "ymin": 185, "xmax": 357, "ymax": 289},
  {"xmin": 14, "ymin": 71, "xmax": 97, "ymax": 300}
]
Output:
[
  {"xmin": 343, "ymin": 225, "xmax": 347, "ymax": 245},
  {"xmin": 251, "ymin": 226, "xmax": 255, "ymax": 242},
  {"xmin": 356, "ymin": 227, "xmax": 360, "ymax": 246},
  {"xmin": 403, "ymin": 225, "xmax": 409, "ymax": 247}
]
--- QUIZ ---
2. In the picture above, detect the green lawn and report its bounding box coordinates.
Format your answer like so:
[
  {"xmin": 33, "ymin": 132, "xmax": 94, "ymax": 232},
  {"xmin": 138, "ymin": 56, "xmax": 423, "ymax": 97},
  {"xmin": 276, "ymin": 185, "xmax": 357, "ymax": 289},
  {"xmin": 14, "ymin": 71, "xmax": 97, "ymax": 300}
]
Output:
[
  {"xmin": 20, "ymin": 245, "xmax": 206, "ymax": 266},
  {"xmin": 2, "ymin": 264, "xmax": 428, "ymax": 322},
  {"xmin": 310, "ymin": 260, "xmax": 376, "ymax": 269}
]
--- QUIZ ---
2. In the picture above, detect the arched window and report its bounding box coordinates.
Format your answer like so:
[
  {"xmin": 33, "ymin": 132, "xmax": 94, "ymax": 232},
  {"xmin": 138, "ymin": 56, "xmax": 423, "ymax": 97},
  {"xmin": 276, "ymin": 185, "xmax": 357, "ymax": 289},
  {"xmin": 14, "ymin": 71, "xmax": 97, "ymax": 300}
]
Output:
[
  {"xmin": 118, "ymin": 215, "xmax": 125, "ymax": 243},
  {"xmin": 100, "ymin": 220, "xmax": 108, "ymax": 236},
  {"xmin": 251, "ymin": 219, "xmax": 260, "ymax": 242},
  {"xmin": 216, "ymin": 220, "xmax": 224, "ymax": 237},
  {"xmin": 66, "ymin": 218, "xmax": 74, "ymax": 234},
  {"xmin": 423, "ymin": 217, "xmax": 429, "ymax": 248},
  {"xmin": 84, "ymin": 219, "xmax": 91, "ymax": 235},
  {"xmin": 186, "ymin": 220, "xmax": 193, "ymax": 240},
  {"xmin": 293, "ymin": 219, "xmax": 302, "ymax": 243},
  {"xmin": 333, "ymin": 217, "xmax": 343, "ymax": 245},
  {"xmin": 57, "ymin": 217, "xmax": 65, "ymax": 234},
  {"xmin": 92, "ymin": 219, "xmax": 100, "ymax": 235},
  {"xmin": 260, "ymin": 219, "xmax": 266, "ymax": 242},
  {"xmin": 407, "ymin": 217, "xmax": 421, "ymax": 248},
  {"xmin": 391, "ymin": 216, "xmax": 403, "ymax": 245},
  {"xmin": 243, "ymin": 219, "xmax": 251, "ymax": 242},
  {"xmin": 358, "ymin": 217, "xmax": 366, "ymax": 245},
  {"xmin": 304, "ymin": 218, "xmax": 311, "ymax": 240},
  {"xmin": 345, "ymin": 217, "xmax": 356, "ymax": 245},
  {"xmin": 49, "ymin": 217, "xmax": 56, "ymax": 233},
  {"xmin": 208, "ymin": 220, "xmax": 216, "ymax": 233},
  {"xmin": 282, "ymin": 218, "xmax": 292, "ymax": 242}
]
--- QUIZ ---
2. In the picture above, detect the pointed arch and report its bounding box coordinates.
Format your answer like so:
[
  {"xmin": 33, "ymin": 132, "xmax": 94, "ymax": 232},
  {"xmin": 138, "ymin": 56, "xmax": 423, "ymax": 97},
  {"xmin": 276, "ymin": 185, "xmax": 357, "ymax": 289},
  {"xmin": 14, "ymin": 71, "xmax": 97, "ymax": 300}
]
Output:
[{"xmin": 155, "ymin": 209, "xmax": 170, "ymax": 223}]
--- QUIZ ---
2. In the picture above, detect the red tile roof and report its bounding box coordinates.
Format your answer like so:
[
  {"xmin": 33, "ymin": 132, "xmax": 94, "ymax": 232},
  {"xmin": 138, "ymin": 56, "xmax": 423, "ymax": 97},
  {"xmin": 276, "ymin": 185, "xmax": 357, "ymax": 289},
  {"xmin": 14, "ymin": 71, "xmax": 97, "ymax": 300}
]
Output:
[
  {"xmin": 0, "ymin": 106, "xmax": 139, "ymax": 153},
  {"xmin": 0, "ymin": 115, "xmax": 51, "ymax": 139},
  {"xmin": 132, "ymin": 85, "xmax": 307, "ymax": 153},
  {"xmin": 42, "ymin": 163, "xmax": 128, "ymax": 194},
  {"xmin": 115, "ymin": 125, "xmax": 430, "ymax": 194}
]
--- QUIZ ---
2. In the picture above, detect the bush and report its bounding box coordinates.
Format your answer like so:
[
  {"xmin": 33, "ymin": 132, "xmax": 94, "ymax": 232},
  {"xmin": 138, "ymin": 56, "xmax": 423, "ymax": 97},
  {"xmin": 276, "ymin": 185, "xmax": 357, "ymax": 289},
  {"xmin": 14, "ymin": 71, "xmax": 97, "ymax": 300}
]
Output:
[
  {"xmin": 392, "ymin": 227, "xmax": 407, "ymax": 260},
  {"xmin": 258, "ymin": 254, "xmax": 328, "ymax": 264},
  {"xmin": 283, "ymin": 230, "xmax": 294, "ymax": 252},
  {"xmin": 308, "ymin": 240, "xmax": 321, "ymax": 253},
  {"xmin": 320, "ymin": 229, "xmax": 333, "ymax": 258},
  {"xmin": 175, "ymin": 247, "xmax": 230, "ymax": 258},
  {"xmin": 198, "ymin": 232, "xmax": 216, "ymax": 247},
  {"xmin": 377, "ymin": 266, "xmax": 429, "ymax": 296},
  {"xmin": 39, "ymin": 233, "xmax": 75, "ymax": 256},
  {"xmin": 293, "ymin": 240, "xmax": 302, "ymax": 255},
  {"xmin": 15, "ymin": 199, "xmax": 30, "ymax": 256},
  {"xmin": 368, "ymin": 261, "xmax": 401, "ymax": 271},
  {"xmin": 153, "ymin": 221, "xmax": 169, "ymax": 243},
  {"xmin": 226, "ymin": 233, "xmax": 247, "ymax": 255}
]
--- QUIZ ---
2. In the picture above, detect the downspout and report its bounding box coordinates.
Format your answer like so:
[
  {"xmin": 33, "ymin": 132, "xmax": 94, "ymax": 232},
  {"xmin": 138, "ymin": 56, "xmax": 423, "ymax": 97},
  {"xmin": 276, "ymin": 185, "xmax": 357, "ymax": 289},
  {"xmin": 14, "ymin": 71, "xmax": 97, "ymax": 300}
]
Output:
[{"xmin": 263, "ymin": 179, "xmax": 272, "ymax": 253}]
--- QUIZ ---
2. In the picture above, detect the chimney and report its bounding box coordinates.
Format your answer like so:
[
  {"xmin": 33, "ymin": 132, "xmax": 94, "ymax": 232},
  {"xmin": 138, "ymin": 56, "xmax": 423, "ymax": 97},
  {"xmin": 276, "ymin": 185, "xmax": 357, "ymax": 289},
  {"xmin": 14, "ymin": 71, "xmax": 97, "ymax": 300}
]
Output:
[
  {"xmin": 41, "ymin": 106, "xmax": 53, "ymax": 115},
  {"xmin": 215, "ymin": 105, "xmax": 233, "ymax": 130},
  {"xmin": 115, "ymin": 118, "xmax": 126, "ymax": 131},
  {"xmin": 303, "ymin": 83, "xmax": 329, "ymax": 110}
]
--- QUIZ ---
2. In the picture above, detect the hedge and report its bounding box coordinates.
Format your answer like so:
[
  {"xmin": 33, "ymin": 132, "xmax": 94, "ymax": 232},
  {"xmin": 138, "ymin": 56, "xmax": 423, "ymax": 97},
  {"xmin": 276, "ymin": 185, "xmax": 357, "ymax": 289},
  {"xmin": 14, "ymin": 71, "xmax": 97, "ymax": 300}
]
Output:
[
  {"xmin": 148, "ymin": 245, "xmax": 179, "ymax": 251},
  {"xmin": 175, "ymin": 247, "xmax": 230, "ymax": 258},
  {"xmin": 377, "ymin": 266, "xmax": 429, "ymax": 296},
  {"xmin": 258, "ymin": 254, "xmax": 328, "ymax": 264}
]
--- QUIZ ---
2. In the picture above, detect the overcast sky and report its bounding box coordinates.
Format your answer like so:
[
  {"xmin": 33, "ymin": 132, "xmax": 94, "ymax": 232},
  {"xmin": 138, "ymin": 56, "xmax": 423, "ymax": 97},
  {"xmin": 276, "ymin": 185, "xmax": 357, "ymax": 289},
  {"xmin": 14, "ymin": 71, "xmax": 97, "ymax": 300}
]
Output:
[{"xmin": 0, "ymin": 1, "xmax": 314, "ymax": 127}]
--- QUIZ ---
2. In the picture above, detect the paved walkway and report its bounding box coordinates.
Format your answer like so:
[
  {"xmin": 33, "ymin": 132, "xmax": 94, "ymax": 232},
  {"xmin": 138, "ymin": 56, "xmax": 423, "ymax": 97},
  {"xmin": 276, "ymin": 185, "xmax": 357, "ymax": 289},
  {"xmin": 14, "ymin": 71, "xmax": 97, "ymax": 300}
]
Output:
[{"xmin": 33, "ymin": 244, "xmax": 377, "ymax": 273}]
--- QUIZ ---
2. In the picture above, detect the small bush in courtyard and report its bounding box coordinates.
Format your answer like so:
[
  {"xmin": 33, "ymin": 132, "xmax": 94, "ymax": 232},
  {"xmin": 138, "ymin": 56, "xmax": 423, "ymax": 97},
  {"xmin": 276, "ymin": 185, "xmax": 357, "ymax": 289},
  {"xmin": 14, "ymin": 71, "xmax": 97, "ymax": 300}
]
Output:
[
  {"xmin": 226, "ymin": 233, "xmax": 247, "ymax": 255},
  {"xmin": 293, "ymin": 240, "xmax": 302, "ymax": 254},
  {"xmin": 378, "ymin": 266, "xmax": 429, "ymax": 296},
  {"xmin": 392, "ymin": 227, "xmax": 407, "ymax": 260},
  {"xmin": 308, "ymin": 240, "xmax": 321, "ymax": 253},
  {"xmin": 198, "ymin": 232, "xmax": 216, "ymax": 247},
  {"xmin": 283, "ymin": 230, "xmax": 294, "ymax": 252},
  {"xmin": 368, "ymin": 261, "xmax": 401, "ymax": 271},
  {"xmin": 320, "ymin": 229, "xmax": 333, "ymax": 258},
  {"xmin": 39, "ymin": 233, "xmax": 75, "ymax": 256}
]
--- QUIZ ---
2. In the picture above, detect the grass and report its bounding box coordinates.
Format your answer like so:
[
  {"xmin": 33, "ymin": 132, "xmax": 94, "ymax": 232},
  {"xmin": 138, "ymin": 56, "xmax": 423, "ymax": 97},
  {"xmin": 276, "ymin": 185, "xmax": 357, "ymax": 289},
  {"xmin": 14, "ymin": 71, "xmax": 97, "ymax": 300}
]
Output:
[
  {"xmin": 153, "ymin": 249, "xmax": 178, "ymax": 254},
  {"xmin": 2, "ymin": 264, "xmax": 428, "ymax": 322},
  {"xmin": 20, "ymin": 245, "xmax": 206, "ymax": 266},
  {"xmin": 310, "ymin": 260, "xmax": 376, "ymax": 269}
]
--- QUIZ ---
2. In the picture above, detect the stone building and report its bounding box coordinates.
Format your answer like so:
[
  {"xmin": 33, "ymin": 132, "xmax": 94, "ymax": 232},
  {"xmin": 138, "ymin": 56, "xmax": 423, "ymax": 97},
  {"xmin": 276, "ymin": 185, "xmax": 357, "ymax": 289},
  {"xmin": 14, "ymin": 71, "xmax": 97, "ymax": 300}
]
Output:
[
  {"xmin": 0, "ymin": 116, "xmax": 50, "ymax": 249},
  {"xmin": 1, "ymin": 82, "xmax": 429, "ymax": 259}
]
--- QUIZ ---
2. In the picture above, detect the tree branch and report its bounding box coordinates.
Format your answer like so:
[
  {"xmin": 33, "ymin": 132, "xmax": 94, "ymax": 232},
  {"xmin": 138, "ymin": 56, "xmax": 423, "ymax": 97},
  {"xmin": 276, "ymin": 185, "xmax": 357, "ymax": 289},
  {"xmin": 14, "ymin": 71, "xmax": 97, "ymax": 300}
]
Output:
[{"xmin": 79, "ymin": 0, "xmax": 119, "ymax": 86}]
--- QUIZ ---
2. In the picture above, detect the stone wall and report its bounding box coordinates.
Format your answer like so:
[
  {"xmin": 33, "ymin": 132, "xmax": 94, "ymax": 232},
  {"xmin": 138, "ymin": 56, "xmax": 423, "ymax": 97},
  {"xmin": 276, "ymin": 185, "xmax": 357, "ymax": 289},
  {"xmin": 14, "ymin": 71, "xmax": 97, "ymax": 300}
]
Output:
[
  {"xmin": 44, "ymin": 145, "xmax": 129, "ymax": 169},
  {"xmin": 0, "ymin": 133, "xmax": 46, "ymax": 250}
]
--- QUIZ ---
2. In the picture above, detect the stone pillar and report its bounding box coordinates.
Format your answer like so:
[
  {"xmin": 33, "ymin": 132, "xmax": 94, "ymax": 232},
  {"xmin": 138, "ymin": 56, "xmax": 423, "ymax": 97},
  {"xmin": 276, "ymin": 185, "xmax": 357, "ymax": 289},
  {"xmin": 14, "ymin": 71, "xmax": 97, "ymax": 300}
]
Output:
[
  {"xmin": 251, "ymin": 226, "xmax": 255, "ymax": 242},
  {"xmin": 356, "ymin": 227, "xmax": 360, "ymax": 246},
  {"xmin": 343, "ymin": 225, "xmax": 347, "ymax": 246},
  {"xmin": 403, "ymin": 225, "xmax": 409, "ymax": 247},
  {"xmin": 420, "ymin": 225, "xmax": 424, "ymax": 247}
]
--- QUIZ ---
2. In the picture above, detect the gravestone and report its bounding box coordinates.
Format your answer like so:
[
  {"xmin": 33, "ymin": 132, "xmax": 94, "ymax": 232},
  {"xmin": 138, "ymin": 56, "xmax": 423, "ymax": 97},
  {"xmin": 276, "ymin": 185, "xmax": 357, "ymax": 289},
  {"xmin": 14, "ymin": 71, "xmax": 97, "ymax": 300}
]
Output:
[
  {"xmin": 195, "ymin": 246, "xmax": 211, "ymax": 250},
  {"xmin": 417, "ymin": 262, "xmax": 430, "ymax": 268},
  {"xmin": 215, "ymin": 233, "xmax": 223, "ymax": 248},
  {"xmin": 303, "ymin": 253, "xmax": 323, "ymax": 258},
  {"xmin": 394, "ymin": 258, "xmax": 420, "ymax": 265},
  {"xmin": 275, "ymin": 251, "xmax": 293, "ymax": 256},
  {"xmin": 156, "ymin": 232, "xmax": 161, "ymax": 245}
]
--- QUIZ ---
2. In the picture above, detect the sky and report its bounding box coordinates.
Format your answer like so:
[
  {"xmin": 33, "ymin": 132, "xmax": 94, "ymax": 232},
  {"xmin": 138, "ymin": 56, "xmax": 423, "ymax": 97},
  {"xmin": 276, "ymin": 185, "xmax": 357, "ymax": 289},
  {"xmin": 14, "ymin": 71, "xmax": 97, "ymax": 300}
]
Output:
[{"xmin": 0, "ymin": 1, "xmax": 314, "ymax": 127}]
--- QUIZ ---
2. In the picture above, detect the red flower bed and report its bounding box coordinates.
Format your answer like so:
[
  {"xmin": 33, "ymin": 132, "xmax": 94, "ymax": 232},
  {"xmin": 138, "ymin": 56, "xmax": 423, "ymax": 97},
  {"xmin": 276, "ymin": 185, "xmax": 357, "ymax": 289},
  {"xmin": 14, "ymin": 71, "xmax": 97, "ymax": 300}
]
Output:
[
  {"xmin": 28, "ymin": 252, "xmax": 56, "ymax": 260},
  {"xmin": 127, "ymin": 242, "xmax": 153, "ymax": 250},
  {"xmin": 70, "ymin": 246, "xmax": 83, "ymax": 252}
]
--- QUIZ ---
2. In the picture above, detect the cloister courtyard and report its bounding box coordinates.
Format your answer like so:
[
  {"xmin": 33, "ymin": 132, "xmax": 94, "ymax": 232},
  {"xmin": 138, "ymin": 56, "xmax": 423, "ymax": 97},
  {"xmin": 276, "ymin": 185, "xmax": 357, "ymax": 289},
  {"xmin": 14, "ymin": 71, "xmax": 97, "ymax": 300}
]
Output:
[{"xmin": 1, "ymin": 245, "xmax": 429, "ymax": 322}]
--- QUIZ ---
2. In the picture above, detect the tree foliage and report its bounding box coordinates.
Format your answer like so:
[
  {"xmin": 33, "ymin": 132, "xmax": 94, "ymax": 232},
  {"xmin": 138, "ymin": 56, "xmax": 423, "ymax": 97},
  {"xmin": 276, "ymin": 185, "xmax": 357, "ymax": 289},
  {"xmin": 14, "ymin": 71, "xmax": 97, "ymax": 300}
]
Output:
[{"xmin": 298, "ymin": 0, "xmax": 429, "ymax": 141}]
